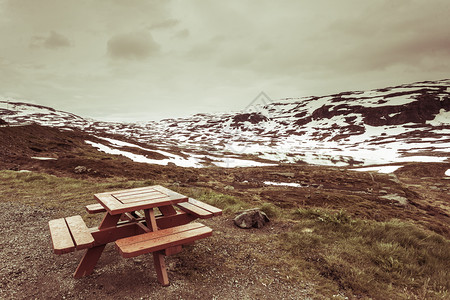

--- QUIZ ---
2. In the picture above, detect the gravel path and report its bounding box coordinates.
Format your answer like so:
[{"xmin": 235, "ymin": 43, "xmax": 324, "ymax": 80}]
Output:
[{"xmin": 0, "ymin": 202, "xmax": 316, "ymax": 299}]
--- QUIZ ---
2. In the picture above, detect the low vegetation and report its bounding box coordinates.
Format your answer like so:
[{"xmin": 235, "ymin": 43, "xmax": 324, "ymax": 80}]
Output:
[
  {"xmin": 1, "ymin": 170, "xmax": 449, "ymax": 299},
  {"xmin": 283, "ymin": 208, "xmax": 450, "ymax": 299}
]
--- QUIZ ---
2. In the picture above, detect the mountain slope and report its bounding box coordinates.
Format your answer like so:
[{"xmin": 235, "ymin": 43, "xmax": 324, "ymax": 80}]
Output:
[{"xmin": 1, "ymin": 79, "xmax": 449, "ymax": 168}]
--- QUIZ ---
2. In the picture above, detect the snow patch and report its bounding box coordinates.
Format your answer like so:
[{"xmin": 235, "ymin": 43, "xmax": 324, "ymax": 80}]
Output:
[
  {"xmin": 350, "ymin": 166, "xmax": 402, "ymax": 173},
  {"xmin": 31, "ymin": 157, "xmax": 57, "ymax": 160},
  {"xmin": 264, "ymin": 181, "xmax": 302, "ymax": 187},
  {"xmin": 211, "ymin": 157, "xmax": 277, "ymax": 168},
  {"xmin": 85, "ymin": 140, "xmax": 202, "ymax": 168},
  {"xmin": 427, "ymin": 109, "xmax": 450, "ymax": 126}
]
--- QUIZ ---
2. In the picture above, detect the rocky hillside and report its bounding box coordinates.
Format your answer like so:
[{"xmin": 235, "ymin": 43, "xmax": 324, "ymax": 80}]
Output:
[{"xmin": 1, "ymin": 79, "xmax": 449, "ymax": 167}]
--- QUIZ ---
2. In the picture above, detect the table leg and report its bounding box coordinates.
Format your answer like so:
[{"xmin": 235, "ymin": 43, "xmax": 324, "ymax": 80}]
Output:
[
  {"xmin": 144, "ymin": 208, "xmax": 158, "ymax": 232},
  {"xmin": 98, "ymin": 213, "xmax": 121, "ymax": 230},
  {"xmin": 159, "ymin": 205, "xmax": 177, "ymax": 216},
  {"xmin": 73, "ymin": 244, "xmax": 106, "ymax": 278},
  {"xmin": 153, "ymin": 251, "xmax": 169, "ymax": 286}
]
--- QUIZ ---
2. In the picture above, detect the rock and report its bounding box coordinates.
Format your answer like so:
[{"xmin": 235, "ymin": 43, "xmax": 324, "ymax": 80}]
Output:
[
  {"xmin": 224, "ymin": 185, "xmax": 234, "ymax": 191},
  {"xmin": 74, "ymin": 166, "xmax": 88, "ymax": 174},
  {"xmin": 234, "ymin": 208, "xmax": 270, "ymax": 229},
  {"xmin": 380, "ymin": 194, "xmax": 408, "ymax": 206},
  {"xmin": 167, "ymin": 162, "xmax": 176, "ymax": 167}
]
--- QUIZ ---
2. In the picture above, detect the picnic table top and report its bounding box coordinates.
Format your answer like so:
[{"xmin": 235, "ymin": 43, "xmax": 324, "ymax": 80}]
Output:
[{"xmin": 94, "ymin": 185, "xmax": 188, "ymax": 215}]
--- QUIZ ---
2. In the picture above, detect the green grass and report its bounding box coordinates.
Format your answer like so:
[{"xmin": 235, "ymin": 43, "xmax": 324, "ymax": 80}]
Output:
[
  {"xmin": 0, "ymin": 170, "xmax": 154, "ymax": 224},
  {"xmin": 1, "ymin": 170, "xmax": 449, "ymax": 299},
  {"xmin": 260, "ymin": 202, "xmax": 282, "ymax": 218},
  {"xmin": 280, "ymin": 208, "xmax": 450, "ymax": 299},
  {"xmin": 177, "ymin": 187, "xmax": 250, "ymax": 213}
]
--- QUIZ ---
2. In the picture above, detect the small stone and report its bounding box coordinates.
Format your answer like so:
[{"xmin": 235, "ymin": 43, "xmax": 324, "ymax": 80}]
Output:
[
  {"xmin": 74, "ymin": 166, "xmax": 88, "ymax": 174},
  {"xmin": 224, "ymin": 185, "xmax": 234, "ymax": 191}
]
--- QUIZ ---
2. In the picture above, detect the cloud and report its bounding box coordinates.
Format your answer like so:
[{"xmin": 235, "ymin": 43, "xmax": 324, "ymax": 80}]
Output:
[
  {"xmin": 149, "ymin": 19, "xmax": 180, "ymax": 30},
  {"xmin": 30, "ymin": 31, "xmax": 71, "ymax": 49},
  {"xmin": 107, "ymin": 31, "xmax": 160, "ymax": 60}
]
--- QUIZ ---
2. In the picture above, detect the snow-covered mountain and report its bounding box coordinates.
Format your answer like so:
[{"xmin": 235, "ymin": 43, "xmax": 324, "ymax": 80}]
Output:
[{"xmin": 1, "ymin": 79, "xmax": 449, "ymax": 168}]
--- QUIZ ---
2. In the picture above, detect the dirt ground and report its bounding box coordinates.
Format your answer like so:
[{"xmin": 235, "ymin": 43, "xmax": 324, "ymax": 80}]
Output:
[
  {"xmin": 0, "ymin": 201, "xmax": 318, "ymax": 300},
  {"xmin": 1, "ymin": 125, "xmax": 449, "ymax": 299}
]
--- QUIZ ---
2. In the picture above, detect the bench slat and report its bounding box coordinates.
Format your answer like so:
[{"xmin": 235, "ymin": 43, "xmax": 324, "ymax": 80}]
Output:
[
  {"xmin": 176, "ymin": 198, "xmax": 222, "ymax": 219},
  {"xmin": 187, "ymin": 198, "xmax": 222, "ymax": 216},
  {"xmin": 85, "ymin": 203, "xmax": 106, "ymax": 214},
  {"xmin": 176, "ymin": 202, "xmax": 212, "ymax": 219},
  {"xmin": 48, "ymin": 218, "xmax": 75, "ymax": 254},
  {"xmin": 116, "ymin": 223, "xmax": 212, "ymax": 258},
  {"xmin": 65, "ymin": 215, "xmax": 95, "ymax": 250}
]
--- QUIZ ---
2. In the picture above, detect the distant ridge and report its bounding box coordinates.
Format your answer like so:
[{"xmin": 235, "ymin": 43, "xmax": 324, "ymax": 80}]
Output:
[{"xmin": 1, "ymin": 79, "xmax": 449, "ymax": 167}]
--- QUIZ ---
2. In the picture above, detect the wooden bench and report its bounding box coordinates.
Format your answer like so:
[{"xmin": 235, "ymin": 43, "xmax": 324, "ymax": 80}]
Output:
[
  {"xmin": 176, "ymin": 198, "xmax": 222, "ymax": 219},
  {"xmin": 48, "ymin": 215, "xmax": 95, "ymax": 254},
  {"xmin": 115, "ymin": 222, "xmax": 212, "ymax": 258},
  {"xmin": 85, "ymin": 203, "xmax": 106, "ymax": 214}
]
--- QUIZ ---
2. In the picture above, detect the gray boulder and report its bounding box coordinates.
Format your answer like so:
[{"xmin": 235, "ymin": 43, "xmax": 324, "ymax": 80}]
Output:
[{"xmin": 234, "ymin": 208, "xmax": 270, "ymax": 229}]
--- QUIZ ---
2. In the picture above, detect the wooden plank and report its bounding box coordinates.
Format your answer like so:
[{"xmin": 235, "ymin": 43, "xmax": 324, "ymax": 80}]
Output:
[
  {"xmin": 85, "ymin": 203, "xmax": 106, "ymax": 214},
  {"xmin": 73, "ymin": 245, "xmax": 106, "ymax": 278},
  {"xmin": 158, "ymin": 205, "xmax": 177, "ymax": 216},
  {"xmin": 116, "ymin": 223, "xmax": 212, "ymax": 258},
  {"xmin": 98, "ymin": 213, "xmax": 121, "ymax": 230},
  {"xmin": 94, "ymin": 193, "xmax": 121, "ymax": 214},
  {"xmin": 144, "ymin": 208, "xmax": 158, "ymax": 232},
  {"xmin": 176, "ymin": 202, "xmax": 212, "ymax": 219},
  {"xmin": 115, "ymin": 193, "xmax": 167, "ymax": 204},
  {"xmin": 165, "ymin": 245, "xmax": 182, "ymax": 256},
  {"xmin": 153, "ymin": 251, "xmax": 169, "ymax": 286},
  {"xmin": 119, "ymin": 222, "xmax": 204, "ymax": 242},
  {"xmin": 155, "ymin": 211, "xmax": 196, "ymax": 229},
  {"xmin": 48, "ymin": 218, "xmax": 75, "ymax": 254},
  {"xmin": 112, "ymin": 189, "xmax": 162, "ymax": 200},
  {"xmin": 106, "ymin": 186, "xmax": 160, "ymax": 196},
  {"xmin": 188, "ymin": 198, "xmax": 222, "ymax": 216},
  {"xmin": 136, "ymin": 222, "xmax": 152, "ymax": 233},
  {"xmin": 152, "ymin": 185, "xmax": 188, "ymax": 201},
  {"xmin": 109, "ymin": 198, "xmax": 185, "ymax": 215},
  {"xmin": 65, "ymin": 215, "xmax": 95, "ymax": 250}
]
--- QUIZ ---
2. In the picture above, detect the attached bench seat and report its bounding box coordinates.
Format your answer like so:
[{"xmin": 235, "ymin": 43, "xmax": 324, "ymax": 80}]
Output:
[
  {"xmin": 115, "ymin": 222, "xmax": 212, "ymax": 258},
  {"xmin": 48, "ymin": 215, "xmax": 95, "ymax": 254},
  {"xmin": 176, "ymin": 198, "xmax": 222, "ymax": 219},
  {"xmin": 85, "ymin": 203, "xmax": 106, "ymax": 214}
]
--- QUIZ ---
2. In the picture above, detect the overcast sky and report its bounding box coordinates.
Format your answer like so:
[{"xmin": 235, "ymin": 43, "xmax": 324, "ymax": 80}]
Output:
[{"xmin": 0, "ymin": 0, "xmax": 449, "ymax": 122}]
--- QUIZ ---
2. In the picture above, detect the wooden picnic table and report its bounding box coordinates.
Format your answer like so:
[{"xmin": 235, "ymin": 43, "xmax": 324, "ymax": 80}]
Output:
[{"xmin": 49, "ymin": 185, "xmax": 222, "ymax": 286}]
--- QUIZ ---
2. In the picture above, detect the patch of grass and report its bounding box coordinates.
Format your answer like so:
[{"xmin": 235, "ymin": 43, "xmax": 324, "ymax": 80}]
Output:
[
  {"xmin": 173, "ymin": 187, "xmax": 249, "ymax": 214},
  {"xmin": 293, "ymin": 208, "xmax": 354, "ymax": 226},
  {"xmin": 281, "ymin": 208, "xmax": 450, "ymax": 299},
  {"xmin": 260, "ymin": 202, "xmax": 282, "ymax": 219},
  {"xmin": 0, "ymin": 170, "xmax": 151, "ymax": 219}
]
